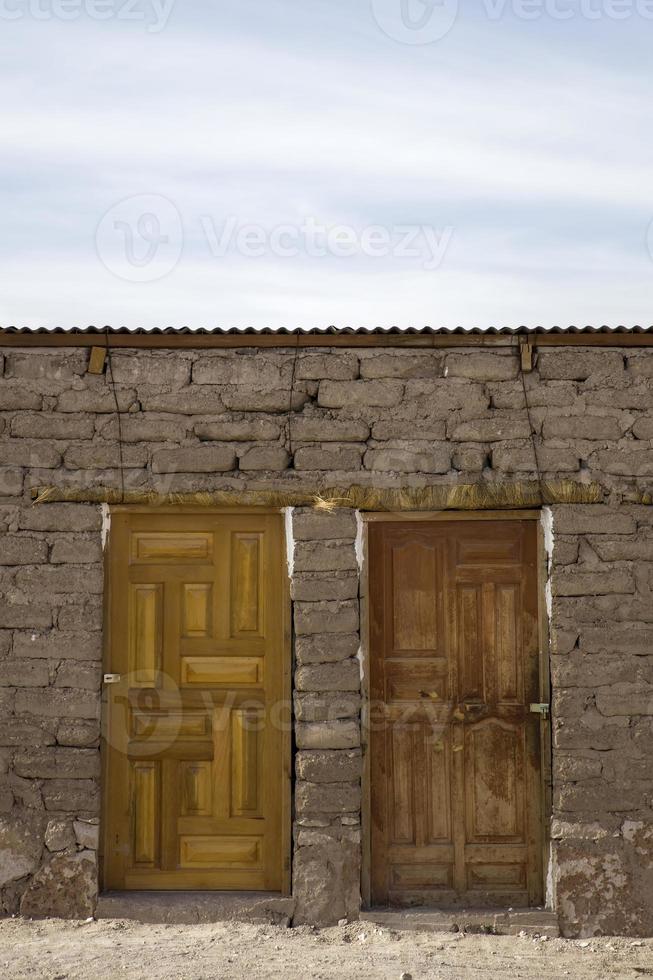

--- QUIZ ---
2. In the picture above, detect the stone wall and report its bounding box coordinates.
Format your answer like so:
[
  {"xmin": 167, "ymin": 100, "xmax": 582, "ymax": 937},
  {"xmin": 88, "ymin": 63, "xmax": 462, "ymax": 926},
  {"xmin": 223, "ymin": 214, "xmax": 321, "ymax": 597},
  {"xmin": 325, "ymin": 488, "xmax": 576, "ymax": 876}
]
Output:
[{"xmin": 0, "ymin": 343, "xmax": 651, "ymax": 934}]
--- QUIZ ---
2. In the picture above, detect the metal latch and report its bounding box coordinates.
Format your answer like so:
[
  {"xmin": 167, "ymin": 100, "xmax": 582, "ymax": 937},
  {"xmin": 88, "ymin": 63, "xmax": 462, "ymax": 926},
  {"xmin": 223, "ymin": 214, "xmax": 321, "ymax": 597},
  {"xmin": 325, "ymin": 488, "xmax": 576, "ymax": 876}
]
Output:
[
  {"xmin": 103, "ymin": 673, "xmax": 121, "ymax": 685},
  {"xmin": 530, "ymin": 702, "xmax": 550, "ymax": 718}
]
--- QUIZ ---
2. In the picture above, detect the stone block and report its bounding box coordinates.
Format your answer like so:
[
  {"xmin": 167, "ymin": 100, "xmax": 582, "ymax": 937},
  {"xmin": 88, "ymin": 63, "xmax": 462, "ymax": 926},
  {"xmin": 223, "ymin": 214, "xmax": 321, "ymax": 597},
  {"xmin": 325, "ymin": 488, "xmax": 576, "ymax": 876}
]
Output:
[
  {"xmin": 194, "ymin": 418, "xmax": 281, "ymax": 441},
  {"xmin": 492, "ymin": 446, "xmax": 580, "ymax": 473},
  {"xmin": 140, "ymin": 386, "xmax": 224, "ymax": 415},
  {"xmin": 372, "ymin": 419, "xmax": 446, "ymax": 440},
  {"xmin": 14, "ymin": 631, "xmax": 102, "ymax": 661},
  {"xmin": 57, "ymin": 601, "xmax": 103, "ymax": 632},
  {"xmin": 0, "ymin": 535, "xmax": 48, "ymax": 564},
  {"xmin": 364, "ymin": 447, "xmax": 450, "ymax": 473},
  {"xmin": 5, "ymin": 351, "xmax": 85, "ymax": 381},
  {"xmin": 296, "ymin": 353, "xmax": 359, "ymax": 380},
  {"xmin": 538, "ymin": 350, "xmax": 624, "ymax": 380},
  {"xmin": 295, "ymin": 633, "xmax": 359, "ymax": 665},
  {"xmin": 193, "ymin": 355, "xmax": 292, "ymax": 387},
  {"xmin": 290, "ymin": 417, "xmax": 369, "ymax": 442},
  {"xmin": 296, "ymin": 720, "xmax": 360, "ymax": 749},
  {"xmin": 296, "ymin": 750, "xmax": 362, "ymax": 783},
  {"xmin": 45, "ymin": 818, "xmax": 76, "ymax": 852},
  {"xmin": 294, "ymin": 692, "xmax": 360, "ymax": 722},
  {"xmin": 63, "ymin": 442, "xmax": 147, "ymax": 470},
  {"xmin": 293, "ymin": 446, "xmax": 363, "ymax": 471},
  {"xmin": 452, "ymin": 446, "xmax": 489, "ymax": 471},
  {"xmin": 552, "ymin": 505, "xmax": 636, "ymax": 535},
  {"xmin": 73, "ymin": 819, "xmax": 99, "ymax": 850},
  {"xmin": 318, "ymin": 379, "xmax": 403, "ymax": 409},
  {"xmin": 628, "ymin": 354, "xmax": 653, "ymax": 378},
  {"xmin": 151, "ymin": 445, "xmax": 237, "ymax": 473},
  {"xmin": 0, "ymin": 659, "xmax": 50, "ymax": 687},
  {"xmin": 57, "ymin": 387, "xmax": 137, "ymax": 413},
  {"xmin": 291, "ymin": 572, "xmax": 358, "ymax": 602},
  {"xmin": 50, "ymin": 536, "xmax": 102, "ymax": 564},
  {"xmin": 554, "ymin": 569, "xmax": 634, "ymax": 596},
  {"xmin": 11, "ymin": 413, "xmax": 95, "ymax": 440},
  {"xmin": 295, "ymin": 780, "xmax": 361, "ymax": 815},
  {"xmin": 0, "ymin": 384, "xmax": 42, "ymax": 411},
  {"xmin": 632, "ymin": 417, "xmax": 653, "ymax": 440},
  {"xmin": 18, "ymin": 504, "xmax": 101, "ymax": 532},
  {"xmin": 0, "ymin": 812, "xmax": 44, "ymax": 886},
  {"xmin": 450, "ymin": 417, "xmax": 530, "ymax": 441},
  {"xmin": 41, "ymin": 779, "xmax": 100, "ymax": 813},
  {"xmin": 295, "ymin": 660, "xmax": 360, "ymax": 693},
  {"xmin": 222, "ymin": 388, "xmax": 309, "ymax": 413},
  {"xmin": 238, "ymin": 447, "xmax": 290, "ymax": 471},
  {"xmin": 0, "ymin": 439, "xmax": 62, "ymax": 468},
  {"xmin": 292, "ymin": 508, "xmax": 357, "ymax": 541},
  {"xmin": 596, "ymin": 683, "xmax": 653, "ymax": 716},
  {"xmin": 589, "ymin": 536, "xmax": 653, "ymax": 561},
  {"xmin": 294, "ymin": 540, "xmax": 357, "ymax": 572},
  {"xmin": 593, "ymin": 448, "xmax": 653, "ymax": 477},
  {"xmin": 14, "ymin": 747, "xmax": 100, "ymax": 779},
  {"xmin": 56, "ymin": 720, "xmax": 100, "ymax": 748},
  {"xmin": 292, "ymin": 836, "xmax": 360, "ymax": 926},
  {"xmin": 294, "ymin": 600, "xmax": 359, "ymax": 635},
  {"xmin": 446, "ymin": 352, "xmax": 518, "ymax": 380},
  {"xmin": 15, "ymin": 565, "xmax": 104, "ymax": 595},
  {"xmin": 581, "ymin": 627, "xmax": 653, "ymax": 655},
  {"xmin": 110, "ymin": 353, "xmax": 191, "ymax": 387},
  {"xmin": 0, "ymin": 469, "xmax": 23, "ymax": 496},
  {"xmin": 55, "ymin": 662, "xmax": 101, "ymax": 691},
  {"xmin": 0, "ymin": 602, "xmax": 52, "ymax": 629},
  {"xmin": 96, "ymin": 413, "xmax": 189, "ymax": 443},
  {"xmin": 360, "ymin": 352, "xmax": 444, "ymax": 379},
  {"xmin": 542, "ymin": 416, "xmax": 623, "ymax": 440},
  {"xmin": 20, "ymin": 851, "xmax": 97, "ymax": 918},
  {"xmin": 15, "ymin": 688, "xmax": 100, "ymax": 721}
]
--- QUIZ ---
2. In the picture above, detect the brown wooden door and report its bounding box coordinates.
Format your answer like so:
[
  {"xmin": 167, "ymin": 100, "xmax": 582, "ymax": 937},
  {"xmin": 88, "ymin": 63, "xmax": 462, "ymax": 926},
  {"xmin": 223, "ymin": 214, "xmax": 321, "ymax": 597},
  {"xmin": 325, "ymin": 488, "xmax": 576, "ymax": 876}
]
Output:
[
  {"xmin": 369, "ymin": 519, "xmax": 544, "ymax": 908},
  {"xmin": 103, "ymin": 510, "xmax": 289, "ymax": 892}
]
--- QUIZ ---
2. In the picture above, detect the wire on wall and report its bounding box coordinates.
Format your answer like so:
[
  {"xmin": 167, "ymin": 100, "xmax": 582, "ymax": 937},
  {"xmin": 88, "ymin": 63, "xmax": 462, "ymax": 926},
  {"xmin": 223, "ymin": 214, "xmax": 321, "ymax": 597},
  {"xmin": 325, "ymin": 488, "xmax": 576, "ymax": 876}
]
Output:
[
  {"xmin": 518, "ymin": 348, "xmax": 545, "ymax": 506},
  {"xmin": 104, "ymin": 327, "xmax": 126, "ymax": 504},
  {"xmin": 286, "ymin": 333, "xmax": 300, "ymax": 460}
]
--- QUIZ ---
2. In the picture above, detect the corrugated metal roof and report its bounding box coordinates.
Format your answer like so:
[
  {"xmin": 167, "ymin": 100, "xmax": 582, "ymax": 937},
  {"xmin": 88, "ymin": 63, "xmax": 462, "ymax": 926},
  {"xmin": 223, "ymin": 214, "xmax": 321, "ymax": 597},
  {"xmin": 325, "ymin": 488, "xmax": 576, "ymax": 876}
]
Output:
[{"xmin": 1, "ymin": 325, "xmax": 652, "ymax": 335}]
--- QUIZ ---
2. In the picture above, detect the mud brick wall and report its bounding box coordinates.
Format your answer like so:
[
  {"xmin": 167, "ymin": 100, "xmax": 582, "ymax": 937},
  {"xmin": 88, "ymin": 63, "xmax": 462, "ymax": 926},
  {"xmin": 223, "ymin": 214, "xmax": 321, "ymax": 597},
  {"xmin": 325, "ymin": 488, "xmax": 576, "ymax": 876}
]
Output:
[{"xmin": 0, "ymin": 343, "xmax": 651, "ymax": 934}]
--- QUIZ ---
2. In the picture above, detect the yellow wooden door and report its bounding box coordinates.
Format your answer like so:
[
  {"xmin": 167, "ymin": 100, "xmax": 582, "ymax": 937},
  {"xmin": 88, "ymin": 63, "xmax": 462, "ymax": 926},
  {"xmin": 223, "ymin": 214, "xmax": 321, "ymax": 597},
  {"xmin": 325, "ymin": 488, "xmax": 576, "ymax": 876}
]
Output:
[
  {"xmin": 369, "ymin": 520, "xmax": 544, "ymax": 908},
  {"xmin": 103, "ymin": 510, "xmax": 290, "ymax": 892}
]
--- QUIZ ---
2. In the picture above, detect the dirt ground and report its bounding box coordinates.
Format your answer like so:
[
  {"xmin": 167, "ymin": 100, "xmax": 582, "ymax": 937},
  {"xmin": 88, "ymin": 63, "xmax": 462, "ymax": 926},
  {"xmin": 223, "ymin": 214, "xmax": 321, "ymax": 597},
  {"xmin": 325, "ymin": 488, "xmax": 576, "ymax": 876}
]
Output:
[{"xmin": 1, "ymin": 918, "xmax": 653, "ymax": 980}]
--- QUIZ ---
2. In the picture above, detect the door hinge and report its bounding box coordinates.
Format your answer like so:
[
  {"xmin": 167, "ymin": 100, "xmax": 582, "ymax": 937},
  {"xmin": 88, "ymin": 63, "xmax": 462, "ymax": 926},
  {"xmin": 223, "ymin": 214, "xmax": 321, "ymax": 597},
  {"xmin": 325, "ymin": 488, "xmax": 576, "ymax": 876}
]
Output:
[
  {"xmin": 530, "ymin": 702, "xmax": 550, "ymax": 718},
  {"xmin": 103, "ymin": 673, "xmax": 122, "ymax": 684}
]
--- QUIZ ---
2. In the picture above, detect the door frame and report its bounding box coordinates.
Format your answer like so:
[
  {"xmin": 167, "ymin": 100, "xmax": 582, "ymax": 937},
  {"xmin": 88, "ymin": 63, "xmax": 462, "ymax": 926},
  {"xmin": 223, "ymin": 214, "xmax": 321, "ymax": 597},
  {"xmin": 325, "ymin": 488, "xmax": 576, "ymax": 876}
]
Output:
[
  {"xmin": 99, "ymin": 505, "xmax": 293, "ymax": 896},
  {"xmin": 359, "ymin": 509, "xmax": 552, "ymax": 910}
]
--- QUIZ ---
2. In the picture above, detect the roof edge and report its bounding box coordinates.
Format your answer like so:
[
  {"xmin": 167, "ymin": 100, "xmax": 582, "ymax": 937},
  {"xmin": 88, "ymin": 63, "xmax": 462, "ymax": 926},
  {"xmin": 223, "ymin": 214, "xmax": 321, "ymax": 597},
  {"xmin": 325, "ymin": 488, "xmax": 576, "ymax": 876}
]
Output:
[{"xmin": 0, "ymin": 325, "xmax": 652, "ymax": 349}]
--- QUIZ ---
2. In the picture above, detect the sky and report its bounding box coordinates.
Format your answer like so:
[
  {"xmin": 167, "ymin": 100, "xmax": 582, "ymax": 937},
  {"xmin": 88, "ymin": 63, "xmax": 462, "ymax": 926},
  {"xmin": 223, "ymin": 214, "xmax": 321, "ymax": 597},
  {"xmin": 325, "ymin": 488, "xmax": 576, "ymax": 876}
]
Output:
[{"xmin": 1, "ymin": 0, "xmax": 652, "ymax": 330}]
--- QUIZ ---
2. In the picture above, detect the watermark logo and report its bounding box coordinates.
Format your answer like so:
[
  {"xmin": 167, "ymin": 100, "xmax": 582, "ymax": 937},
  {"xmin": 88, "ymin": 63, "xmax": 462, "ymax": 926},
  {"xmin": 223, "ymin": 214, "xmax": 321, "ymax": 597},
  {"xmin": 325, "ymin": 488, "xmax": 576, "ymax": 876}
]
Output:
[
  {"xmin": 0, "ymin": 0, "xmax": 175, "ymax": 31},
  {"xmin": 371, "ymin": 0, "xmax": 459, "ymax": 43},
  {"xmin": 372, "ymin": 0, "xmax": 653, "ymax": 43},
  {"xmin": 95, "ymin": 199, "xmax": 454, "ymax": 280},
  {"xmin": 95, "ymin": 194, "xmax": 183, "ymax": 283}
]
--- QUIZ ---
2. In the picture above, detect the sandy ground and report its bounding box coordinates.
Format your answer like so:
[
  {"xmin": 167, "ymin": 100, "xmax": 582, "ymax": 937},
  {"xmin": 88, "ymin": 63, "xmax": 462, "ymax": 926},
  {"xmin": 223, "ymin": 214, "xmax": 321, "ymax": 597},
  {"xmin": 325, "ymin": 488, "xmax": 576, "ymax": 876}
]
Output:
[{"xmin": 1, "ymin": 917, "xmax": 652, "ymax": 980}]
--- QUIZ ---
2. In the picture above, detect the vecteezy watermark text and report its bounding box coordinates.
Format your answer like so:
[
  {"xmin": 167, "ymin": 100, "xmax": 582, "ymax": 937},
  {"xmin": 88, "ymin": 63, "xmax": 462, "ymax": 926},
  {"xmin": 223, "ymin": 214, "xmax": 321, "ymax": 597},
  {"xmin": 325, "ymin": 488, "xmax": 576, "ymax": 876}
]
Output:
[
  {"xmin": 95, "ymin": 194, "xmax": 454, "ymax": 282},
  {"xmin": 371, "ymin": 0, "xmax": 653, "ymax": 45},
  {"xmin": 0, "ymin": 0, "xmax": 175, "ymax": 32},
  {"xmin": 200, "ymin": 215, "xmax": 453, "ymax": 271}
]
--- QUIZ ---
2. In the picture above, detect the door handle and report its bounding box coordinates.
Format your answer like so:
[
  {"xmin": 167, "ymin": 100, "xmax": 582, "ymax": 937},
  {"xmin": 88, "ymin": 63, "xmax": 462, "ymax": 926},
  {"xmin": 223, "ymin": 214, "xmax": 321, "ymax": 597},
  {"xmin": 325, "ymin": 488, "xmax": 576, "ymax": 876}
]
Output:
[{"xmin": 103, "ymin": 673, "xmax": 122, "ymax": 685}]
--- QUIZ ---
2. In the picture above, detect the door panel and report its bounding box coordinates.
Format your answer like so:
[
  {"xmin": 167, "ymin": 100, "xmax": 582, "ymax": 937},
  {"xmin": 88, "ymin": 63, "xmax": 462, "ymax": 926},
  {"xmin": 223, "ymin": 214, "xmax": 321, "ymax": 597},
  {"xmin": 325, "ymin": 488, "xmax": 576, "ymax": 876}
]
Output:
[
  {"xmin": 103, "ymin": 511, "xmax": 288, "ymax": 892},
  {"xmin": 370, "ymin": 519, "xmax": 544, "ymax": 908}
]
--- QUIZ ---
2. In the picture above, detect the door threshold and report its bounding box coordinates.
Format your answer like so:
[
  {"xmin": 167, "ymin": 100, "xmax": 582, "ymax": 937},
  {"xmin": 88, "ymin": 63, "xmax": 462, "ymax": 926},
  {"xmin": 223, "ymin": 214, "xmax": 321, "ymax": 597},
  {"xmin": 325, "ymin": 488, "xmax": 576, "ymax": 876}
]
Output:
[
  {"xmin": 360, "ymin": 907, "xmax": 559, "ymax": 937},
  {"xmin": 96, "ymin": 891, "xmax": 294, "ymax": 926}
]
